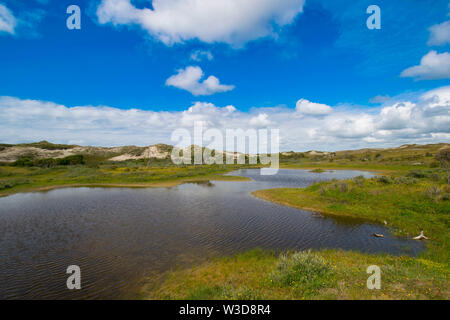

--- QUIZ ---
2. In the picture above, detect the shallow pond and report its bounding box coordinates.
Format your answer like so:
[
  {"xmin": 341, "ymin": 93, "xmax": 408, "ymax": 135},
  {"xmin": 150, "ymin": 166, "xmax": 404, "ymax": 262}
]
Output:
[{"xmin": 0, "ymin": 169, "xmax": 423, "ymax": 299}]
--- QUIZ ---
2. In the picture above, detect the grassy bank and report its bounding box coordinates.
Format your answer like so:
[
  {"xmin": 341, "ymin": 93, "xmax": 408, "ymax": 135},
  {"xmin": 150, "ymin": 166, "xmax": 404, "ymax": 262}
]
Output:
[
  {"xmin": 253, "ymin": 171, "xmax": 450, "ymax": 263},
  {"xmin": 144, "ymin": 249, "xmax": 449, "ymax": 300},
  {"xmin": 146, "ymin": 168, "xmax": 449, "ymax": 300},
  {"xmin": 0, "ymin": 163, "xmax": 251, "ymax": 197}
]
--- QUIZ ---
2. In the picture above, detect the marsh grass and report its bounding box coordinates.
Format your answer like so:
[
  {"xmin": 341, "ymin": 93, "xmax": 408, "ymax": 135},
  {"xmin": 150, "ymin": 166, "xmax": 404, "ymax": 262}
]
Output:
[
  {"xmin": 145, "ymin": 249, "xmax": 449, "ymax": 300},
  {"xmin": 268, "ymin": 250, "xmax": 335, "ymax": 297}
]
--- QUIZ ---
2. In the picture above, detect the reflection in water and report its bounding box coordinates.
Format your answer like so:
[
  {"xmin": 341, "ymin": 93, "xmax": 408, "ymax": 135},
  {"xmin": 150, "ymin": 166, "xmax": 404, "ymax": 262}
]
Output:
[
  {"xmin": 0, "ymin": 169, "xmax": 423, "ymax": 299},
  {"xmin": 184, "ymin": 180, "xmax": 215, "ymax": 187}
]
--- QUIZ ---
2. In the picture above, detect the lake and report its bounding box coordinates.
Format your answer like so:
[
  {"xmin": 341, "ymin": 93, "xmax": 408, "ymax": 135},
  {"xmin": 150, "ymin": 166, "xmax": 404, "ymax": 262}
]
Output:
[{"xmin": 0, "ymin": 169, "xmax": 423, "ymax": 299}]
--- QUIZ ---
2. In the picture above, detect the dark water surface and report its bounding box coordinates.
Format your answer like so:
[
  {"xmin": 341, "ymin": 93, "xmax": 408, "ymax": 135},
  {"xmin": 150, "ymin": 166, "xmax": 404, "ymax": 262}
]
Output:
[{"xmin": 0, "ymin": 169, "xmax": 423, "ymax": 299}]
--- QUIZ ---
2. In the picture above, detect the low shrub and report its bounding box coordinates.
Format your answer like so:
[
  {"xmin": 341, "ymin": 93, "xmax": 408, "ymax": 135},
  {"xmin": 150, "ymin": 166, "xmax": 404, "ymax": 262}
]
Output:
[
  {"xmin": 376, "ymin": 175, "xmax": 392, "ymax": 184},
  {"xmin": 394, "ymin": 176, "xmax": 417, "ymax": 185},
  {"xmin": 353, "ymin": 175, "xmax": 365, "ymax": 187},
  {"xmin": 406, "ymin": 170, "xmax": 428, "ymax": 178},
  {"xmin": 0, "ymin": 178, "xmax": 31, "ymax": 190},
  {"xmin": 269, "ymin": 250, "xmax": 335, "ymax": 294},
  {"xmin": 339, "ymin": 182, "xmax": 349, "ymax": 192},
  {"xmin": 11, "ymin": 155, "xmax": 84, "ymax": 167},
  {"xmin": 429, "ymin": 161, "xmax": 440, "ymax": 168},
  {"xmin": 56, "ymin": 155, "xmax": 84, "ymax": 166}
]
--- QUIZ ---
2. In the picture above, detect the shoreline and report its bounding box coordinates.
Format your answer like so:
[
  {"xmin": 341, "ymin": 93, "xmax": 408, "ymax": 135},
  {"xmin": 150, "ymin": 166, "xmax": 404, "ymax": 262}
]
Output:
[
  {"xmin": 279, "ymin": 164, "xmax": 393, "ymax": 175},
  {"xmin": 251, "ymin": 188, "xmax": 384, "ymax": 224},
  {"xmin": 0, "ymin": 174, "xmax": 251, "ymax": 198},
  {"xmin": 0, "ymin": 166, "xmax": 383, "ymax": 198}
]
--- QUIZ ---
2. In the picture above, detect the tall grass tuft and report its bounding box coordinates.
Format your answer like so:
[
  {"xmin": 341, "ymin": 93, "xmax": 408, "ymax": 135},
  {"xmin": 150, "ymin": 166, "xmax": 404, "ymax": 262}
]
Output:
[{"xmin": 269, "ymin": 250, "xmax": 335, "ymax": 295}]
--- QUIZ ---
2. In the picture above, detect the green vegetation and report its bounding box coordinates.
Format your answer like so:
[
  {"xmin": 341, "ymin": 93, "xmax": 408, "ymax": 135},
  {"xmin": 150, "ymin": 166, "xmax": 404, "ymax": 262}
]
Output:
[
  {"xmin": 280, "ymin": 143, "xmax": 448, "ymax": 173},
  {"xmin": 144, "ymin": 249, "xmax": 449, "ymax": 300},
  {"xmin": 1, "ymin": 141, "xmax": 449, "ymax": 299},
  {"xmin": 11, "ymin": 154, "xmax": 85, "ymax": 167},
  {"xmin": 144, "ymin": 143, "xmax": 449, "ymax": 300},
  {"xmin": 17, "ymin": 140, "xmax": 77, "ymax": 150},
  {"xmin": 0, "ymin": 163, "xmax": 251, "ymax": 195},
  {"xmin": 253, "ymin": 171, "xmax": 450, "ymax": 263},
  {"xmin": 0, "ymin": 142, "xmax": 259, "ymax": 196},
  {"xmin": 309, "ymin": 168, "xmax": 325, "ymax": 173}
]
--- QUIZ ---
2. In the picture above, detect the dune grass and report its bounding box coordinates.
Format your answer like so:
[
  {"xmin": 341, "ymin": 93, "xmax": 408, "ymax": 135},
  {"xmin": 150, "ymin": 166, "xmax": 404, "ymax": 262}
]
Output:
[{"xmin": 144, "ymin": 249, "xmax": 449, "ymax": 300}]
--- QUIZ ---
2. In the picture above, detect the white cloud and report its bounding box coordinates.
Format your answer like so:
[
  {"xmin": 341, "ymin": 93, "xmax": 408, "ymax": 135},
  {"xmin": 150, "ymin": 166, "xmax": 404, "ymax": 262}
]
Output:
[
  {"xmin": 428, "ymin": 21, "xmax": 450, "ymax": 46},
  {"xmin": 295, "ymin": 99, "xmax": 333, "ymax": 115},
  {"xmin": 190, "ymin": 50, "xmax": 213, "ymax": 62},
  {"xmin": 249, "ymin": 113, "xmax": 271, "ymax": 127},
  {"xmin": 422, "ymin": 85, "xmax": 450, "ymax": 106},
  {"xmin": 0, "ymin": 3, "xmax": 16, "ymax": 34},
  {"xmin": 401, "ymin": 51, "xmax": 450, "ymax": 80},
  {"xmin": 96, "ymin": 0, "xmax": 305, "ymax": 46},
  {"xmin": 324, "ymin": 113, "xmax": 375, "ymax": 139},
  {"xmin": 0, "ymin": 86, "xmax": 449, "ymax": 151},
  {"xmin": 166, "ymin": 66, "xmax": 234, "ymax": 96},
  {"xmin": 180, "ymin": 101, "xmax": 236, "ymax": 127},
  {"xmin": 378, "ymin": 102, "xmax": 415, "ymax": 130}
]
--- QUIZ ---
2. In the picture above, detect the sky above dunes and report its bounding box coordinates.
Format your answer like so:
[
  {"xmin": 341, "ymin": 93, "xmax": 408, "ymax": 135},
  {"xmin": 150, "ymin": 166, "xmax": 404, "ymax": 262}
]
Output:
[{"xmin": 0, "ymin": 0, "xmax": 449, "ymax": 150}]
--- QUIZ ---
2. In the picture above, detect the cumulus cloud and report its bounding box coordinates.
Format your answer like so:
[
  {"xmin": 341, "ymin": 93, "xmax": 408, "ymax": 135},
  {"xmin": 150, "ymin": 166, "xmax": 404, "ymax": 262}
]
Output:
[
  {"xmin": 180, "ymin": 101, "xmax": 236, "ymax": 127},
  {"xmin": 401, "ymin": 51, "xmax": 450, "ymax": 80},
  {"xmin": 428, "ymin": 21, "xmax": 450, "ymax": 46},
  {"xmin": 378, "ymin": 102, "xmax": 415, "ymax": 130},
  {"xmin": 295, "ymin": 99, "xmax": 333, "ymax": 115},
  {"xmin": 249, "ymin": 113, "xmax": 271, "ymax": 127},
  {"xmin": 422, "ymin": 85, "xmax": 450, "ymax": 104},
  {"xmin": 0, "ymin": 3, "xmax": 16, "ymax": 34},
  {"xmin": 1, "ymin": 86, "xmax": 449, "ymax": 150},
  {"xmin": 166, "ymin": 66, "xmax": 234, "ymax": 96},
  {"xmin": 96, "ymin": 0, "xmax": 305, "ymax": 46}
]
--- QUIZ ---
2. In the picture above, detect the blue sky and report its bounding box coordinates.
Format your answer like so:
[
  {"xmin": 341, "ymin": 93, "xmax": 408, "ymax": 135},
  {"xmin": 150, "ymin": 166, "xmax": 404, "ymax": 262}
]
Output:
[{"xmin": 0, "ymin": 0, "xmax": 449, "ymax": 150}]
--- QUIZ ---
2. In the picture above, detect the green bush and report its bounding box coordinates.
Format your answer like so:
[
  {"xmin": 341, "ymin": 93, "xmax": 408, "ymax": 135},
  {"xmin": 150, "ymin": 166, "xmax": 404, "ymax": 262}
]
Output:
[
  {"xmin": 353, "ymin": 175, "xmax": 365, "ymax": 187},
  {"xmin": 19, "ymin": 141, "xmax": 75, "ymax": 150},
  {"xmin": 269, "ymin": 250, "xmax": 334, "ymax": 293},
  {"xmin": 338, "ymin": 182, "xmax": 349, "ymax": 192},
  {"xmin": 56, "ymin": 155, "xmax": 84, "ymax": 165},
  {"xmin": 376, "ymin": 175, "xmax": 392, "ymax": 184},
  {"xmin": 12, "ymin": 155, "xmax": 85, "ymax": 167},
  {"xmin": 394, "ymin": 176, "xmax": 417, "ymax": 185},
  {"xmin": 34, "ymin": 158, "xmax": 57, "ymax": 168},
  {"xmin": 429, "ymin": 161, "xmax": 440, "ymax": 168},
  {"xmin": 0, "ymin": 178, "xmax": 31, "ymax": 190},
  {"xmin": 406, "ymin": 170, "xmax": 428, "ymax": 178},
  {"xmin": 12, "ymin": 157, "xmax": 35, "ymax": 167},
  {"xmin": 425, "ymin": 186, "xmax": 441, "ymax": 201}
]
